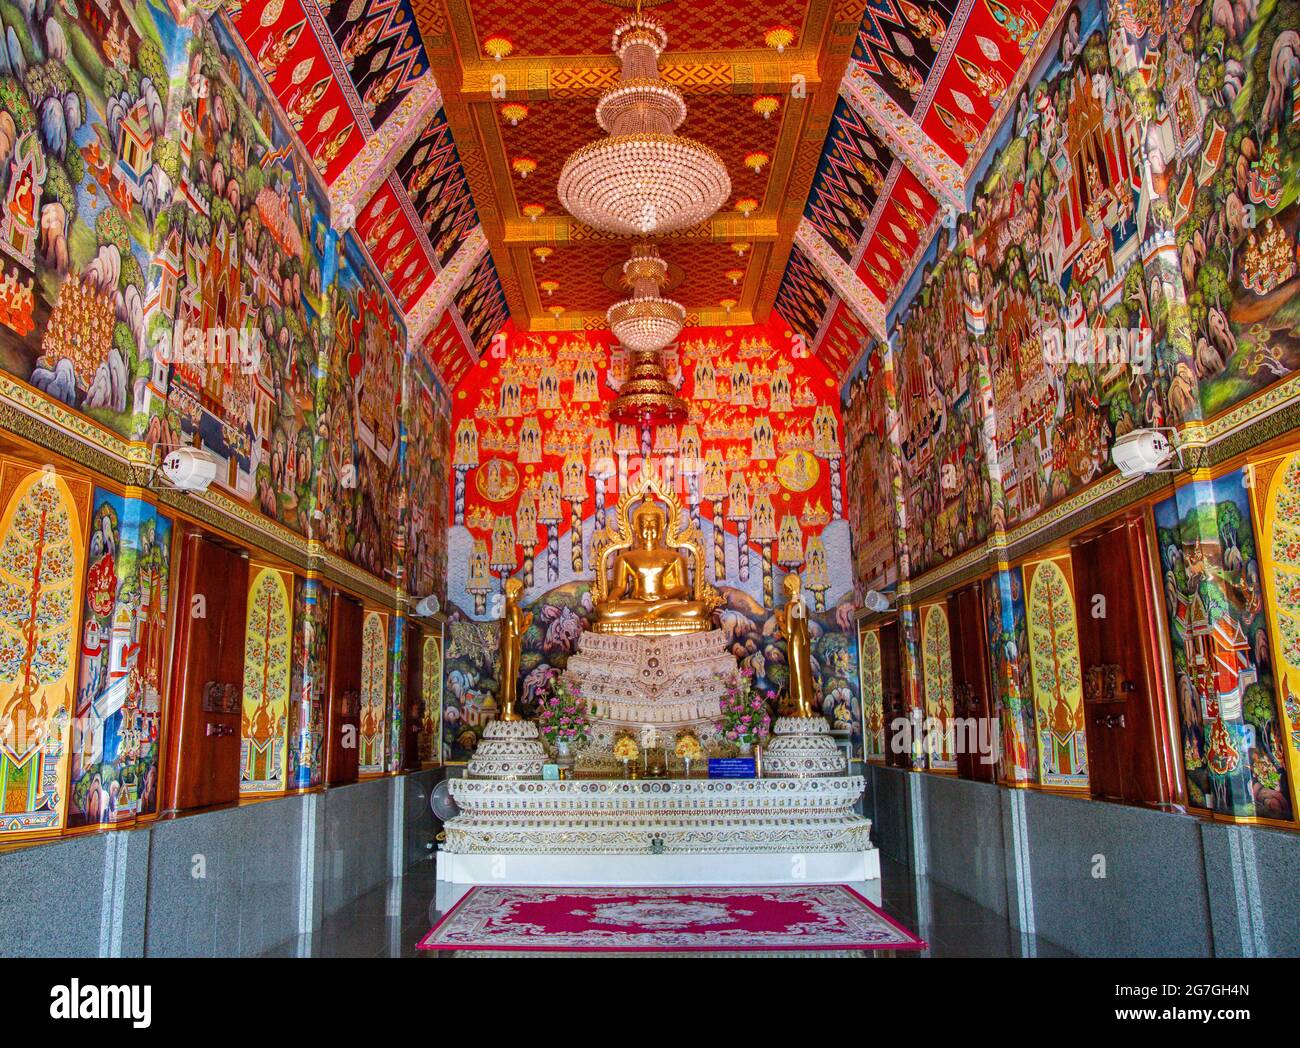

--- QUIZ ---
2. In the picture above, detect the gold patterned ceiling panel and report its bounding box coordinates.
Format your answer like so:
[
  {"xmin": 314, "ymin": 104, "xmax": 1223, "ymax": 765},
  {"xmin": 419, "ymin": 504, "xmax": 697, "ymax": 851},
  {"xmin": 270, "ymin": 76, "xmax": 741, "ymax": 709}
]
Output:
[
  {"xmin": 525, "ymin": 241, "xmax": 755, "ymax": 315},
  {"xmin": 498, "ymin": 94, "xmax": 783, "ymax": 225},
  {"xmin": 416, "ymin": 0, "xmax": 860, "ymax": 329},
  {"xmin": 457, "ymin": 0, "xmax": 816, "ymax": 58}
]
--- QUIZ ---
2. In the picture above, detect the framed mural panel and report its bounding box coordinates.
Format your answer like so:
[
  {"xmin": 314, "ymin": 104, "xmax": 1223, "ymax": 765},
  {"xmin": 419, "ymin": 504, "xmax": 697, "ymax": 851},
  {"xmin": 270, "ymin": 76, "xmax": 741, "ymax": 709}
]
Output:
[
  {"xmin": 70, "ymin": 489, "xmax": 172, "ymax": 826},
  {"xmin": 0, "ymin": 458, "xmax": 92, "ymax": 839},
  {"xmin": 858, "ymin": 624, "xmax": 885, "ymax": 762},
  {"xmin": 420, "ymin": 623, "xmax": 444, "ymax": 766},
  {"xmin": 919, "ymin": 601, "xmax": 956, "ymax": 771},
  {"xmin": 1155, "ymin": 471, "xmax": 1294, "ymax": 822},
  {"xmin": 1246, "ymin": 450, "xmax": 1300, "ymax": 823},
  {"xmin": 358, "ymin": 608, "xmax": 389, "ymax": 776},
  {"xmin": 240, "ymin": 563, "xmax": 295, "ymax": 795},
  {"xmin": 1021, "ymin": 553, "xmax": 1090, "ymax": 790}
]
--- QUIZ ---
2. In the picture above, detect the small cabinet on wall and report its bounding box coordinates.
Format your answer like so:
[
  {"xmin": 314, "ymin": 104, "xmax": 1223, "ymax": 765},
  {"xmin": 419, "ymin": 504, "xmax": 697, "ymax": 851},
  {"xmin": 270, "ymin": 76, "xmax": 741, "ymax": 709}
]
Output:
[
  {"xmin": 1071, "ymin": 518, "xmax": 1179, "ymax": 808},
  {"xmin": 164, "ymin": 531, "xmax": 250, "ymax": 812}
]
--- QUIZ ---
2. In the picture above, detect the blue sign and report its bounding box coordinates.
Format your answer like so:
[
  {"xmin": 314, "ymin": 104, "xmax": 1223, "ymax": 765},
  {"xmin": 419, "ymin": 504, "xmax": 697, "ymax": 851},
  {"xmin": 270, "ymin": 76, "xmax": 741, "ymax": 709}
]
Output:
[{"xmin": 708, "ymin": 758, "xmax": 756, "ymax": 779}]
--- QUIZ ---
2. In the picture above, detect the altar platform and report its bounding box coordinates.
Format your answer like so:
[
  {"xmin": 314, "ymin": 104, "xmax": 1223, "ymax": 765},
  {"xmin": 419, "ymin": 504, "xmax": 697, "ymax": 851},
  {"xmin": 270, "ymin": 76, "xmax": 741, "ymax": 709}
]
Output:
[{"xmin": 436, "ymin": 775, "xmax": 879, "ymax": 886}]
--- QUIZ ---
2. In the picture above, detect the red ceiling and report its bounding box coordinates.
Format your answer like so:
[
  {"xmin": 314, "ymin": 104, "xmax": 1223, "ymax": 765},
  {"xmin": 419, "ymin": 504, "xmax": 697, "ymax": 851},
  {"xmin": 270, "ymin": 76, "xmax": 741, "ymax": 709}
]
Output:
[{"xmin": 463, "ymin": 0, "xmax": 816, "ymax": 57}]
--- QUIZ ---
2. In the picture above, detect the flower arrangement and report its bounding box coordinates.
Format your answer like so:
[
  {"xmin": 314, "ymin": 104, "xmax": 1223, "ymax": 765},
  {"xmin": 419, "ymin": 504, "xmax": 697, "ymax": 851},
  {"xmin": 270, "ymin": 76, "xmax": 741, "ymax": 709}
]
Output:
[
  {"xmin": 613, "ymin": 733, "xmax": 640, "ymax": 761},
  {"xmin": 535, "ymin": 676, "xmax": 589, "ymax": 748},
  {"xmin": 715, "ymin": 670, "xmax": 773, "ymax": 745},
  {"xmin": 674, "ymin": 732, "xmax": 703, "ymax": 761}
]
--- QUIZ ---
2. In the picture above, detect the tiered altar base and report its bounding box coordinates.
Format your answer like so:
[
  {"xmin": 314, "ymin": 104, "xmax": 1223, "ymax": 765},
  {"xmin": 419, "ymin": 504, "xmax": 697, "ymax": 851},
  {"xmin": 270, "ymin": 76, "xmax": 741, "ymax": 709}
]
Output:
[{"xmin": 437, "ymin": 776, "xmax": 879, "ymax": 886}]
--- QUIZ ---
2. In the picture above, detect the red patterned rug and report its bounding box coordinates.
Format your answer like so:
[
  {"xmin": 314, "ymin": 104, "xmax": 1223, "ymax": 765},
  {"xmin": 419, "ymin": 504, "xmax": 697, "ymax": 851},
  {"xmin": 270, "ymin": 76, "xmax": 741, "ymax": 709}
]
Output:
[{"xmin": 418, "ymin": 885, "xmax": 926, "ymax": 953}]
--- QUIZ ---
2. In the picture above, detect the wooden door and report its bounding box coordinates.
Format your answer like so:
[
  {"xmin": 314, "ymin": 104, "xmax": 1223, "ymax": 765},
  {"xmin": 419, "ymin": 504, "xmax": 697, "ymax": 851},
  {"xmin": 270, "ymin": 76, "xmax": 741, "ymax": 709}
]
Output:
[
  {"xmin": 879, "ymin": 620, "xmax": 907, "ymax": 768},
  {"xmin": 404, "ymin": 624, "xmax": 424, "ymax": 771},
  {"xmin": 949, "ymin": 582, "xmax": 995, "ymax": 782},
  {"xmin": 164, "ymin": 532, "xmax": 250, "ymax": 811},
  {"xmin": 1072, "ymin": 519, "xmax": 1176, "ymax": 806},
  {"xmin": 325, "ymin": 591, "xmax": 363, "ymax": 786}
]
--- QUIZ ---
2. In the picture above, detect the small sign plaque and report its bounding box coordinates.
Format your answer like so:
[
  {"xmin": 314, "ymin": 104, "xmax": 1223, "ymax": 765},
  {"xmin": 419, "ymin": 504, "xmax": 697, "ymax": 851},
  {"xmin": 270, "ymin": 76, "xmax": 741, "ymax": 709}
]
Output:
[{"xmin": 707, "ymin": 758, "xmax": 756, "ymax": 779}]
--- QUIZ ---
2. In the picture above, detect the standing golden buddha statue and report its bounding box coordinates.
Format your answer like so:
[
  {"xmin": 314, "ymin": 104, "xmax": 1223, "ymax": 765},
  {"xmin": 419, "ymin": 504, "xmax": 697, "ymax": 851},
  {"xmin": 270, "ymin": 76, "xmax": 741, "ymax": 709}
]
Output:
[
  {"xmin": 775, "ymin": 573, "xmax": 818, "ymax": 717},
  {"xmin": 497, "ymin": 577, "xmax": 532, "ymax": 721}
]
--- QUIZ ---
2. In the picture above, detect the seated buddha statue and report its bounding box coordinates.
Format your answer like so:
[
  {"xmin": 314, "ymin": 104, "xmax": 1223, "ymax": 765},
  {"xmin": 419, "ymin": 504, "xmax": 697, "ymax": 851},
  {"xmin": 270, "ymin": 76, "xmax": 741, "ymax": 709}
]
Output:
[{"xmin": 593, "ymin": 503, "xmax": 714, "ymax": 633}]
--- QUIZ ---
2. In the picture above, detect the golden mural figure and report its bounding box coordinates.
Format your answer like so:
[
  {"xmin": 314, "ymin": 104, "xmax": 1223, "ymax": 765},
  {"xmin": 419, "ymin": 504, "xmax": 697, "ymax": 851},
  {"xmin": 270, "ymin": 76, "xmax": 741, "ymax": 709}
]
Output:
[
  {"xmin": 497, "ymin": 577, "xmax": 532, "ymax": 721},
  {"xmin": 775, "ymin": 573, "xmax": 817, "ymax": 717},
  {"xmin": 591, "ymin": 475, "xmax": 721, "ymax": 636}
]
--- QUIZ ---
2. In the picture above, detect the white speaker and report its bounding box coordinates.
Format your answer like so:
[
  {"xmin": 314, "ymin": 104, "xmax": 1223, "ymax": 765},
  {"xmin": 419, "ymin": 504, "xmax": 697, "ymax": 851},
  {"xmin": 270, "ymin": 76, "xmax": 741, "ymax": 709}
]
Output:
[
  {"xmin": 160, "ymin": 447, "xmax": 219, "ymax": 492},
  {"xmin": 864, "ymin": 590, "xmax": 892, "ymax": 614},
  {"xmin": 1111, "ymin": 428, "xmax": 1179, "ymax": 477}
]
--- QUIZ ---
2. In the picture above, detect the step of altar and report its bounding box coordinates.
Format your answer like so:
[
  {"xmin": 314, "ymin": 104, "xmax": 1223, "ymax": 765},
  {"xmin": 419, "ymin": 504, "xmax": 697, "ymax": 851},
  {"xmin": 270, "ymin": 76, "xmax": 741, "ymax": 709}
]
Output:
[{"xmin": 437, "ymin": 776, "xmax": 878, "ymax": 885}]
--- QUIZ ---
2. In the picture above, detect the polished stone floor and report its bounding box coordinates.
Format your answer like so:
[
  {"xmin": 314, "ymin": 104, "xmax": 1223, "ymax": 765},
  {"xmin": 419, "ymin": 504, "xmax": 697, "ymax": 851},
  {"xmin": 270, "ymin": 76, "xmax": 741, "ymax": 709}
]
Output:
[{"xmin": 263, "ymin": 856, "xmax": 1073, "ymax": 957}]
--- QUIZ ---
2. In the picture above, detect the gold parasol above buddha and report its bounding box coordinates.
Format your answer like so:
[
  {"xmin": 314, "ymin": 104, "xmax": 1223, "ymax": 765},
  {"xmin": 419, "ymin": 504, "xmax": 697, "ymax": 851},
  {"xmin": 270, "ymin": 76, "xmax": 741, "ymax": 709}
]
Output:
[{"xmin": 590, "ymin": 474, "xmax": 722, "ymax": 636}]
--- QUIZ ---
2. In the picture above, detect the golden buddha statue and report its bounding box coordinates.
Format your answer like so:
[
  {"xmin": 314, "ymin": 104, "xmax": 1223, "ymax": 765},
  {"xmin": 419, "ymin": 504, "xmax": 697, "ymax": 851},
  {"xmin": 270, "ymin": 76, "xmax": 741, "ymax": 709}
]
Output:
[
  {"xmin": 497, "ymin": 577, "xmax": 532, "ymax": 720},
  {"xmin": 591, "ymin": 475, "xmax": 721, "ymax": 636},
  {"xmin": 775, "ymin": 573, "xmax": 818, "ymax": 717}
]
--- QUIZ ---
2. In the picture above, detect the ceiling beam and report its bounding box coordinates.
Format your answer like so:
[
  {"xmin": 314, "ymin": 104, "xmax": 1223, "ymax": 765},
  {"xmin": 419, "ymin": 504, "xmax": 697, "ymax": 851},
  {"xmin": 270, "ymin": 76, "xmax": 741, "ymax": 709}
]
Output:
[
  {"xmin": 329, "ymin": 74, "xmax": 444, "ymax": 232},
  {"xmin": 499, "ymin": 214, "xmax": 782, "ymax": 248},
  {"xmin": 794, "ymin": 219, "xmax": 887, "ymax": 343},
  {"xmin": 839, "ymin": 66, "xmax": 965, "ymax": 214},
  {"xmin": 405, "ymin": 226, "xmax": 489, "ymax": 349},
  {"xmin": 458, "ymin": 55, "xmax": 823, "ymax": 100}
]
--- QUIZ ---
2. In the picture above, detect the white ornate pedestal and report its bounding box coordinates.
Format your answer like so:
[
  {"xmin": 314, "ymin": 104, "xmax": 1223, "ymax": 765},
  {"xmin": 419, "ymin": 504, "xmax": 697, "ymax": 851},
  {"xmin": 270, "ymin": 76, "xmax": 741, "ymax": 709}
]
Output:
[
  {"xmin": 437, "ymin": 776, "xmax": 879, "ymax": 885},
  {"xmin": 564, "ymin": 629, "xmax": 735, "ymax": 728},
  {"xmin": 465, "ymin": 719, "xmax": 546, "ymax": 779},
  {"xmin": 763, "ymin": 716, "xmax": 847, "ymax": 777}
]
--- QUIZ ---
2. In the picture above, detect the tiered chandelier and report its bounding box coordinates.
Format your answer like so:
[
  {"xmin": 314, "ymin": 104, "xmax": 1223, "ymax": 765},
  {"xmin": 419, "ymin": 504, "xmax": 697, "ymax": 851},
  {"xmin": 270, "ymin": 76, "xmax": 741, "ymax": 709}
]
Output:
[
  {"xmin": 607, "ymin": 247, "xmax": 688, "ymax": 424},
  {"xmin": 557, "ymin": 11, "xmax": 731, "ymax": 237},
  {"xmin": 607, "ymin": 244, "xmax": 684, "ymax": 351}
]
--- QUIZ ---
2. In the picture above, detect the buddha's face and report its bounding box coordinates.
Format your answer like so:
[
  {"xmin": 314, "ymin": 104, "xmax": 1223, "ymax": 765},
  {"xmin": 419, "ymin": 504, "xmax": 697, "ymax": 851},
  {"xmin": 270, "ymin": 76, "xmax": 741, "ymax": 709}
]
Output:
[{"xmin": 634, "ymin": 507, "xmax": 663, "ymax": 547}]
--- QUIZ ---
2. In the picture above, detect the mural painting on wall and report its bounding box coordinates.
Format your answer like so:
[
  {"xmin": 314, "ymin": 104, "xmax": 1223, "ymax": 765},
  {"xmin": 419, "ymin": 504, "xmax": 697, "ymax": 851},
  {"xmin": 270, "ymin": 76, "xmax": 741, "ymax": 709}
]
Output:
[
  {"xmin": 1142, "ymin": 0, "xmax": 1300, "ymax": 419},
  {"xmin": 358, "ymin": 608, "xmax": 387, "ymax": 775},
  {"xmin": 288, "ymin": 574, "xmax": 328, "ymax": 789},
  {"xmin": 405, "ymin": 343, "xmax": 450, "ymax": 604},
  {"xmin": 70, "ymin": 488, "xmax": 170, "ymax": 826},
  {"xmin": 0, "ymin": 1, "xmax": 189, "ymax": 436},
  {"xmin": 240, "ymin": 564, "xmax": 293, "ymax": 795},
  {"xmin": 841, "ymin": 341, "xmax": 900, "ymax": 596},
  {"xmin": 962, "ymin": 0, "xmax": 1165, "ymax": 534},
  {"xmin": 156, "ymin": 15, "xmax": 331, "ymax": 529},
  {"xmin": 920, "ymin": 601, "xmax": 957, "ymax": 770},
  {"xmin": 892, "ymin": 251, "xmax": 991, "ymax": 577},
  {"xmin": 1155, "ymin": 470, "xmax": 1293, "ymax": 821},
  {"xmin": 442, "ymin": 317, "xmax": 863, "ymax": 762},
  {"xmin": 0, "ymin": 459, "xmax": 90, "ymax": 838},
  {"xmin": 1250, "ymin": 450, "xmax": 1300, "ymax": 820},
  {"xmin": 320, "ymin": 235, "xmax": 404, "ymax": 577},
  {"xmin": 1022, "ymin": 554, "xmax": 1090, "ymax": 789}
]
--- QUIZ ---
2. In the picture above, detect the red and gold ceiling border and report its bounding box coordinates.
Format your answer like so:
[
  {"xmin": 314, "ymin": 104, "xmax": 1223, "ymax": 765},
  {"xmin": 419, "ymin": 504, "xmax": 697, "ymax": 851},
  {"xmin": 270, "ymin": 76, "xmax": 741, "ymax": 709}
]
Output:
[{"xmin": 413, "ymin": 0, "xmax": 863, "ymax": 329}]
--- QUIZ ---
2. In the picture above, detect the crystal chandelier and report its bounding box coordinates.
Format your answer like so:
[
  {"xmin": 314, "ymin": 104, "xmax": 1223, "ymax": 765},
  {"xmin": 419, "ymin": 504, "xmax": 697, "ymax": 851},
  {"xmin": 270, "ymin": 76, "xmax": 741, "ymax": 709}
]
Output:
[
  {"xmin": 607, "ymin": 244, "xmax": 684, "ymax": 351},
  {"xmin": 557, "ymin": 12, "xmax": 730, "ymax": 236},
  {"xmin": 607, "ymin": 244, "xmax": 687, "ymax": 424}
]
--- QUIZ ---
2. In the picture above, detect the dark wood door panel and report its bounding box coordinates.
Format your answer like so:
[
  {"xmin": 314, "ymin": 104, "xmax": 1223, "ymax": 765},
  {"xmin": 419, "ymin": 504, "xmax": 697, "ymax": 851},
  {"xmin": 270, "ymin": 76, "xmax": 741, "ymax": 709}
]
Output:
[{"xmin": 165, "ymin": 533, "xmax": 249, "ymax": 812}]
